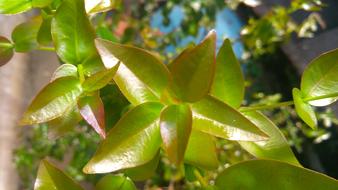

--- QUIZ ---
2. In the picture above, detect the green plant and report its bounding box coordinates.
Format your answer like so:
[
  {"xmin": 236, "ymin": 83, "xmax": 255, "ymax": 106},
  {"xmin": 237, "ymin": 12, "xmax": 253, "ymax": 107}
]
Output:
[{"xmin": 1, "ymin": 0, "xmax": 338, "ymax": 189}]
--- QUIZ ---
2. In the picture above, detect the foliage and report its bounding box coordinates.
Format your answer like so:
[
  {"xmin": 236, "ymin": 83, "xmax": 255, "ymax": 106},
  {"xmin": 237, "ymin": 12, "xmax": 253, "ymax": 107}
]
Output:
[{"xmin": 1, "ymin": 0, "xmax": 338, "ymax": 189}]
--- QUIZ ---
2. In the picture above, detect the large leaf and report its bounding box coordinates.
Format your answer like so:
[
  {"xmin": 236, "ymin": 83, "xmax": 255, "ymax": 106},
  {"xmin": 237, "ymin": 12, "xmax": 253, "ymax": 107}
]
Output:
[
  {"xmin": 215, "ymin": 159, "xmax": 338, "ymax": 190},
  {"xmin": 293, "ymin": 88, "xmax": 317, "ymax": 129},
  {"xmin": 96, "ymin": 175, "xmax": 136, "ymax": 190},
  {"xmin": 20, "ymin": 77, "xmax": 82, "ymax": 125},
  {"xmin": 0, "ymin": 36, "xmax": 14, "ymax": 66},
  {"xmin": 191, "ymin": 95, "xmax": 268, "ymax": 141},
  {"xmin": 34, "ymin": 160, "xmax": 83, "ymax": 190},
  {"xmin": 12, "ymin": 17, "xmax": 42, "ymax": 52},
  {"xmin": 51, "ymin": 0, "xmax": 103, "ymax": 75},
  {"xmin": 78, "ymin": 93, "xmax": 106, "ymax": 138},
  {"xmin": 301, "ymin": 48, "xmax": 338, "ymax": 106},
  {"xmin": 95, "ymin": 39, "xmax": 170, "ymax": 98},
  {"xmin": 184, "ymin": 130, "xmax": 218, "ymax": 170},
  {"xmin": 239, "ymin": 111, "xmax": 300, "ymax": 166},
  {"xmin": 160, "ymin": 104, "xmax": 192, "ymax": 165},
  {"xmin": 168, "ymin": 30, "xmax": 216, "ymax": 102},
  {"xmin": 85, "ymin": 0, "xmax": 121, "ymax": 14},
  {"xmin": 0, "ymin": 0, "xmax": 52, "ymax": 14},
  {"xmin": 51, "ymin": 64, "xmax": 78, "ymax": 81},
  {"xmin": 83, "ymin": 102, "xmax": 163, "ymax": 173},
  {"xmin": 82, "ymin": 63, "xmax": 119, "ymax": 92},
  {"xmin": 114, "ymin": 64, "xmax": 158, "ymax": 105},
  {"xmin": 210, "ymin": 39, "xmax": 244, "ymax": 108}
]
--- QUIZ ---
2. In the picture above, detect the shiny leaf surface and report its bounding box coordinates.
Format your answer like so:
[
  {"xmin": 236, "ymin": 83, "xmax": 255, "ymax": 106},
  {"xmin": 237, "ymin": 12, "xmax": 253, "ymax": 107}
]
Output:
[
  {"xmin": 96, "ymin": 175, "xmax": 136, "ymax": 190},
  {"xmin": 293, "ymin": 88, "xmax": 317, "ymax": 129},
  {"xmin": 301, "ymin": 48, "xmax": 338, "ymax": 106},
  {"xmin": 78, "ymin": 93, "xmax": 106, "ymax": 138},
  {"xmin": 184, "ymin": 130, "xmax": 218, "ymax": 170},
  {"xmin": 215, "ymin": 160, "xmax": 338, "ymax": 190},
  {"xmin": 0, "ymin": 36, "xmax": 14, "ymax": 66},
  {"xmin": 95, "ymin": 39, "xmax": 170, "ymax": 98},
  {"xmin": 168, "ymin": 30, "xmax": 216, "ymax": 102},
  {"xmin": 82, "ymin": 63, "xmax": 119, "ymax": 92},
  {"xmin": 85, "ymin": 0, "xmax": 120, "ymax": 14},
  {"xmin": 83, "ymin": 102, "xmax": 163, "ymax": 173},
  {"xmin": 12, "ymin": 17, "xmax": 42, "ymax": 52},
  {"xmin": 211, "ymin": 39, "xmax": 244, "ymax": 108},
  {"xmin": 239, "ymin": 111, "xmax": 300, "ymax": 166},
  {"xmin": 191, "ymin": 95, "xmax": 268, "ymax": 141},
  {"xmin": 0, "ymin": 0, "xmax": 32, "ymax": 14},
  {"xmin": 160, "ymin": 104, "xmax": 192, "ymax": 165},
  {"xmin": 20, "ymin": 77, "xmax": 82, "ymax": 125},
  {"xmin": 51, "ymin": 64, "xmax": 78, "ymax": 81},
  {"xmin": 34, "ymin": 160, "xmax": 83, "ymax": 190}
]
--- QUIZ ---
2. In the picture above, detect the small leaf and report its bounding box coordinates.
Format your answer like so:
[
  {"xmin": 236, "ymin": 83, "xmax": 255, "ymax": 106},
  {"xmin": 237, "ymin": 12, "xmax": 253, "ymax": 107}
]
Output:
[
  {"xmin": 34, "ymin": 160, "xmax": 83, "ymax": 190},
  {"xmin": 168, "ymin": 30, "xmax": 216, "ymax": 102},
  {"xmin": 12, "ymin": 17, "xmax": 42, "ymax": 52},
  {"xmin": 123, "ymin": 152, "xmax": 160, "ymax": 181},
  {"xmin": 83, "ymin": 102, "xmax": 163, "ymax": 173},
  {"xmin": 96, "ymin": 174, "xmax": 136, "ymax": 190},
  {"xmin": 37, "ymin": 12, "xmax": 52, "ymax": 45},
  {"xmin": 0, "ymin": 0, "xmax": 32, "ymax": 14},
  {"xmin": 301, "ymin": 48, "xmax": 338, "ymax": 106},
  {"xmin": 239, "ymin": 111, "xmax": 300, "ymax": 166},
  {"xmin": 52, "ymin": 0, "xmax": 104, "ymax": 74},
  {"xmin": 160, "ymin": 104, "xmax": 192, "ymax": 165},
  {"xmin": 78, "ymin": 93, "xmax": 106, "ymax": 139},
  {"xmin": 51, "ymin": 64, "xmax": 78, "ymax": 81},
  {"xmin": 85, "ymin": 0, "xmax": 121, "ymax": 14},
  {"xmin": 20, "ymin": 77, "xmax": 82, "ymax": 125},
  {"xmin": 191, "ymin": 95, "xmax": 268, "ymax": 141},
  {"xmin": 293, "ymin": 88, "xmax": 317, "ymax": 129},
  {"xmin": 184, "ymin": 130, "xmax": 218, "ymax": 170},
  {"xmin": 82, "ymin": 63, "xmax": 119, "ymax": 92},
  {"xmin": 0, "ymin": 36, "xmax": 14, "ymax": 66},
  {"xmin": 211, "ymin": 39, "xmax": 244, "ymax": 108},
  {"xmin": 95, "ymin": 39, "xmax": 170, "ymax": 98},
  {"xmin": 215, "ymin": 159, "xmax": 338, "ymax": 190}
]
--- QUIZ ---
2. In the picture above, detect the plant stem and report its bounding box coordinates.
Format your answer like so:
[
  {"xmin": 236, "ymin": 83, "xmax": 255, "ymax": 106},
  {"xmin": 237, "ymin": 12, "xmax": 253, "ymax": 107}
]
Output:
[
  {"xmin": 303, "ymin": 92, "xmax": 338, "ymax": 101},
  {"xmin": 193, "ymin": 169, "xmax": 208, "ymax": 187},
  {"xmin": 0, "ymin": 42, "xmax": 13, "ymax": 48},
  {"xmin": 240, "ymin": 101, "xmax": 294, "ymax": 112},
  {"xmin": 78, "ymin": 64, "xmax": 85, "ymax": 83},
  {"xmin": 38, "ymin": 46, "xmax": 55, "ymax": 51}
]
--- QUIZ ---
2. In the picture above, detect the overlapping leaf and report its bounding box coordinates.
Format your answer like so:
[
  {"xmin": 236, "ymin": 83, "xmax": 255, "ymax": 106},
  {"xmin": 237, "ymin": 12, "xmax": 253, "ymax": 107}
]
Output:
[
  {"xmin": 95, "ymin": 39, "xmax": 170, "ymax": 99},
  {"xmin": 96, "ymin": 174, "xmax": 136, "ymax": 190},
  {"xmin": 37, "ymin": 12, "xmax": 52, "ymax": 45},
  {"xmin": 168, "ymin": 30, "xmax": 216, "ymax": 102},
  {"xmin": 0, "ymin": 36, "xmax": 14, "ymax": 66},
  {"xmin": 239, "ymin": 111, "xmax": 300, "ymax": 166},
  {"xmin": 211, "ymin": 39, "xmax": 244, "ymax": 108},
  {"xmin": 83, "ymin": 102, "xmax": 163, "ymax": 173},
  {"xmin": 215, "ymin": 160, "xmax": 338, "ymax": 190},
  {"xmin": 34, "ymin": 160, "xmax": 83, "ymax": 190},
  {"xmin": 293, "ymin": 88, "xmax": 317, "ymax": 129},
  {"xmin": 51, "ymin": 64, "xmax": 78, "ymax": 81},
  {"xmin": 12, "ymin": 17, "xmax": 42, "ymax": 52},
  {"xmin": 85, "ymin": 0, "xmax": 121, "ymax": 14},
  {"xmin": 191, "ymin": 95, "xmax": 268, "ymax": 141},
  {"xmin": 301, "ymin": 48, "xmax": 338, "ymax": 106},
  {"xmin": 160, "ymin": 104, "xmax": 192, "ymax": 165},
  {"xmin": 20, "ymin": 77, "xmax": 82, "ymax": 125}
]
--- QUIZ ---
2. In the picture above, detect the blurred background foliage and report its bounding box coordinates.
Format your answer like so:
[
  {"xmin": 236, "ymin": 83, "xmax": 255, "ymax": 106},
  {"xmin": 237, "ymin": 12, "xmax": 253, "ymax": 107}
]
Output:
[{"xmin": 14, "ymin": 0, "xmax": 338, "ymax": 189}]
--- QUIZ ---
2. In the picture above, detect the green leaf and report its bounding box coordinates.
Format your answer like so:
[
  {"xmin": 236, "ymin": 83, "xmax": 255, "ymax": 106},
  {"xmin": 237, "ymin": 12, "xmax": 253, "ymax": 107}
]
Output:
[
  {"xmin": 78, "ymin": 93, "xmax": 106, "ymax": 138},
  {"xmin": 160, "ymin": 104, "xmax": 192, "ymax": 165},
  {"xmin": 0, "ymin": 0, "xmax": 32, "ymax": 14},
  {"xmin": 123, "ymin": 151, "xmax": 160, "ymax": 181},
  {"xmin": 210, "ymin": 39, "xmax": 244, "ymax": 108},
  {"xmin": 51, "ymin": 0, "xmax": 104, "ymax": 74},
  {"xmin": 82, "ymin": 63, "xmax": 119, "ymax": 92},
  {"xmin": 32, "ymin": 0, "xmax": 53, "ymax": 8},
  {"xmin": 95, "ymin": 39, "xmax": 170, "ymax": 99},
  {"xmin": 83, "ymin": 102, "xmax": 163, "ymax": 173},
  {"xmin": 191, "ymin": 95, "xmax": 268, "ymax": 141},
  {"xmin": 85, "ymin": 0, "xmax": 121, "ymax": 14},
  {"xmin": 184, "ymin": 130, "xmax": 218, "ymax": 170},
  {"xmin": 293, "ymin": 88, "xmax": 317, "ymax": 129},
  {"xmin": 239, "ymin": 111, "xmax": 300, "ymax": 166},
  {"xmin": 215, "ymin": 159, "xmax": 338, "ymax": 190},
  {"xmin": 301, "ymin": 48, "xmax": 338, "ymax": 106},
  {"xmin": 34, "ymin": 160, "xmax": 83, "ymax": 190},
  {"xmin": 47, "ymin": 106, "xmax": 81, "ymax": 140},
  {"xmin": 37, "ymin": 12, "xmax": 52, "ymax": 45},
  {"xmin": 96, "ymin": 174, "xmax": 136, "ymax": 190},
  {"xmin": 0, "ymin": 36, "xmax": 14, "ymax": 66},
  {"xmin": 168, "ymin": 30, "xmax": 216, "ymax": 102},
  {"xmin": 51, "ymin": 64, "xmax": 78, "ymax": 81},
  {"xmin": 12, "ymin": 17, "xmax": 42, "ymax": 52},
  {"xmin": 20, "ymin": 77, "xmax": 83, "ymax": 125}
]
